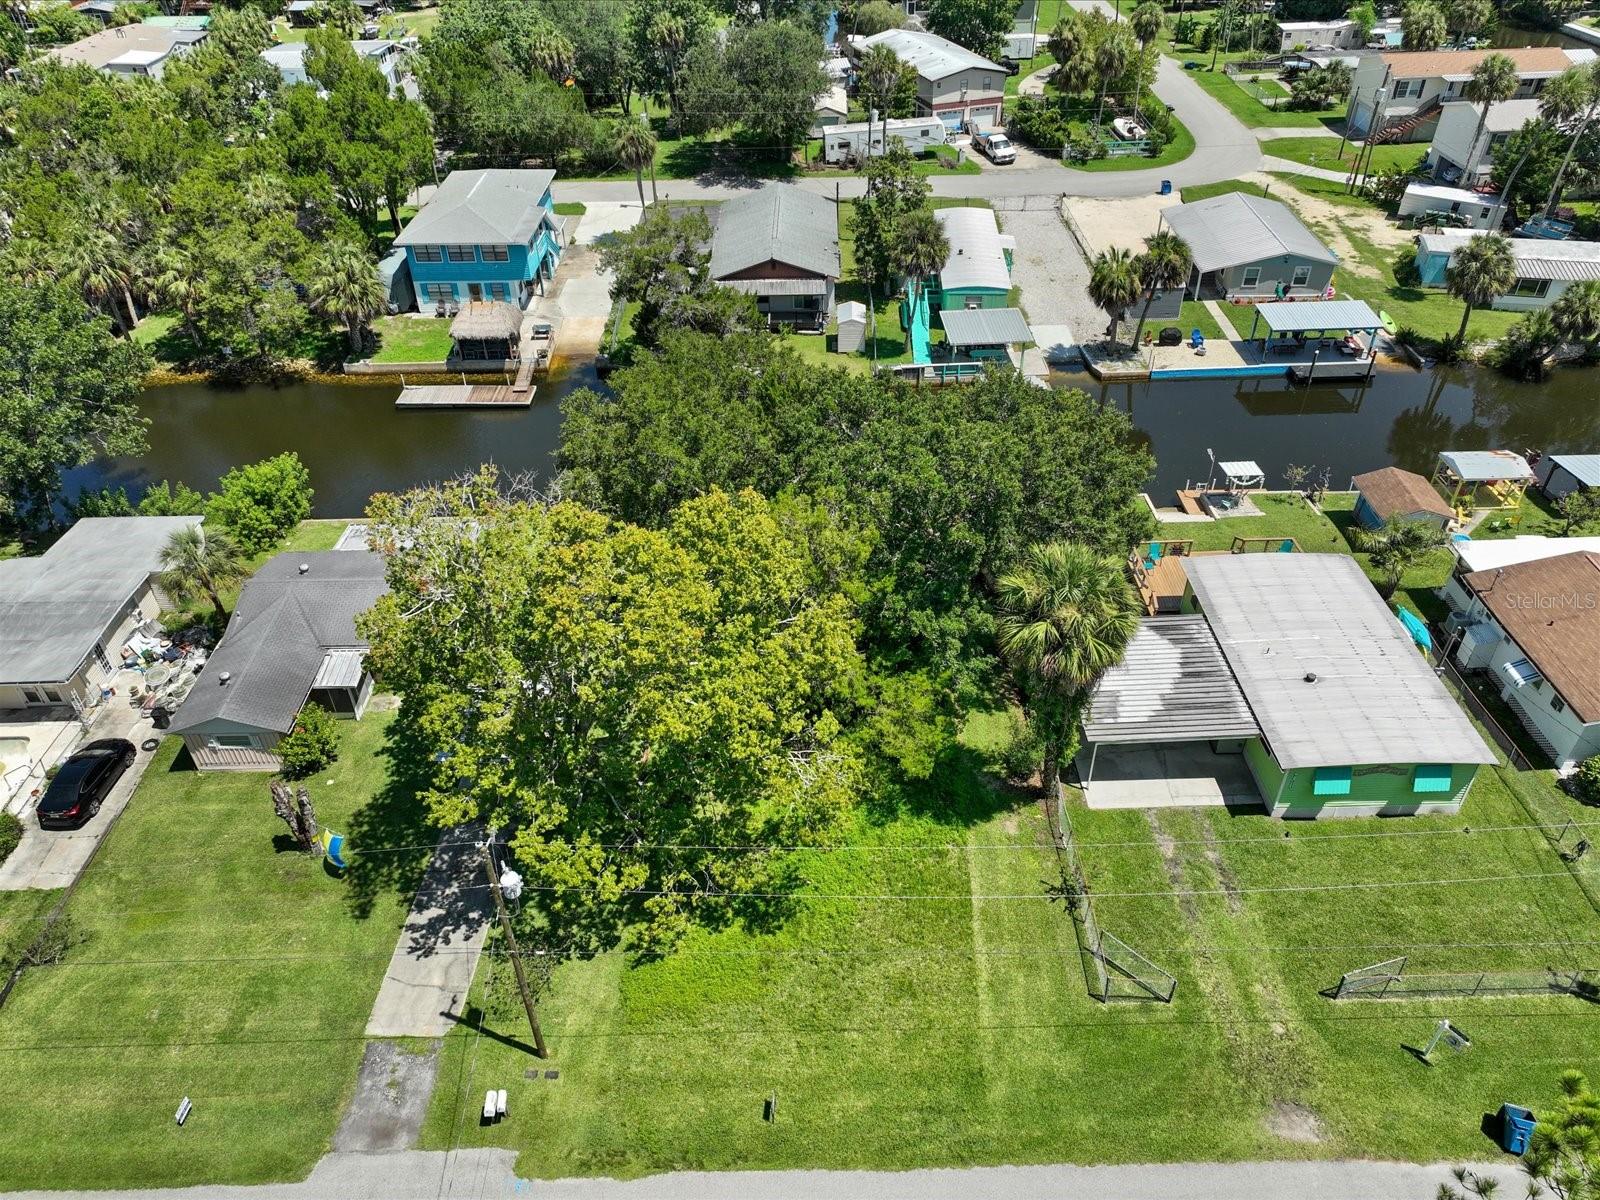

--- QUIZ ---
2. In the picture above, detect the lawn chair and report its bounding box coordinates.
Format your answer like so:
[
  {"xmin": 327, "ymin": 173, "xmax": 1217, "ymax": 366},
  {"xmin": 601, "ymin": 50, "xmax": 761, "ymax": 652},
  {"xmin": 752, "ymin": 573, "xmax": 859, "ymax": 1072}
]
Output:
[
  {"xmin": 1191, "ymin": 329, "xmax": 1206, "ymax": 355},
  {"xmin": 1143, "ymin": 541, "xmax": 1164, "ymax": 572},
  {"xmin": 1278, "ymin": 539, "xmax": 1294, "ymax": 552}
]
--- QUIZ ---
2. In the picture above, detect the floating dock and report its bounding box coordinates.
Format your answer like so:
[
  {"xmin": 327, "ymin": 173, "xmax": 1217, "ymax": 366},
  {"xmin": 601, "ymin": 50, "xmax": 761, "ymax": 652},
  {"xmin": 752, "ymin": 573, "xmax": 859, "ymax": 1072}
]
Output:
[{"xmin": 394, "ymin": 383, "xmax": 535, "ymax": 410}]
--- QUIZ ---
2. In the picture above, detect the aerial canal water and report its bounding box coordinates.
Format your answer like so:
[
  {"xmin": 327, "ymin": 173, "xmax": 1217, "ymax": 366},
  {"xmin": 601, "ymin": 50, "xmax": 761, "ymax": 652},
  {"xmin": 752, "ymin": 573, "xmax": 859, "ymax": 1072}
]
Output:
[{"xmin": 70, "ymin": 361, "xmax": 1600, "ymax": 516}]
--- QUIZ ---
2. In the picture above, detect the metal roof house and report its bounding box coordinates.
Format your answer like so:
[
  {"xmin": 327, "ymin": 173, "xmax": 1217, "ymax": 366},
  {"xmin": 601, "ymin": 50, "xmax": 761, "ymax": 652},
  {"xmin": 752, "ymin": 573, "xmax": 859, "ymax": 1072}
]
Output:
[
  {"xmin": 260, "ymin": 39, "xmax": 405, "ymax": 94},
  {"xmin": 169, "ymin": 551, "xmax": 388, "ymax": 771},
  {"xmin": 0, "ymin": 516, "xmax": 201, "ymax": 714},
  {"xmin": 1161, "ymin": 193, "xmax": 1339, "ymax": 303},
  {"xmin": 1415, "ymin": 232, "xmax": 1600, "ymax": 310},
  {"xmin": 1081, "ymin": 554, "xmax": 1495, "ymax": 816},
  {"xmin": 1453, "ymin": 551, "xmax": 1600, "ymax": 770},
  {"xmin": 929, "ymin": 207, "xmax": 1014, "ymax": 313},
  {"xmin": 394, "ymin": 170, "xmax": 564, "ymax": 312},
  {"xmin": 709, "ymin": 184, "xmax": 840, "ymax": 330},
  {"xmin": 848, "ymin": 29, "xmax": 1007, "ymax": 132},
  {"xmin": 1535, "ymin": 454, "xmax": 1600, "ymax": 501}
]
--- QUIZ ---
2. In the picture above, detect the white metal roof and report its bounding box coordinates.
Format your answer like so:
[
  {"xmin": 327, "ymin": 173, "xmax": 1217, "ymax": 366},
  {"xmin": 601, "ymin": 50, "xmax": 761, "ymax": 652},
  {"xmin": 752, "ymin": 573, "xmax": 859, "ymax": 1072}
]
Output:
[
  {"xmin": 1453, "ymin": 534, "xmax": 1600, "ymax": 573},
  {"xmin": 1417, "ymin": 232, "xmax": 1600, "ymax": 282},
  {"xmin": 1547, "ymin": 454, "xmax": 1600, "ymax": 488},
  {"xmin": 1403, "ymin": 182, "xmax": 1494, "ymax": 204},
  {"xmin": 1218, "ymin": 460, "xmax": 1264, "ymax": 482},
  {"xmin": 1184, "ymin": 554, "xmax": 1495, "ymax": 771},
  {"xmin": 853, "ymin": 28, "xmax": 1003, "ymax": 80},
  {"xmin": 1439, "ymin": 449, "xmax": 1534, "ymax": 482},
  {"xmin": 836, "ymin": 300, "xmax": 867, "ymax": 322},
  {"xmin": 934, "ymin": 207, "xmax": 1010, "ymax": 292},
  {"xmin": 938, "ymin": 307, "xmax": 1032, "ymax": 345},
  {"xmin": 1084, "ymin": 617, "xmax": 1261, "ymax": 745},
  {"xmin": 1253, "ymin": 299, "xmax": 1384, "ymax": 333},
  {"xmin": 1161, "ymin": 192, "xmax": 1338, "ymax": 274}
]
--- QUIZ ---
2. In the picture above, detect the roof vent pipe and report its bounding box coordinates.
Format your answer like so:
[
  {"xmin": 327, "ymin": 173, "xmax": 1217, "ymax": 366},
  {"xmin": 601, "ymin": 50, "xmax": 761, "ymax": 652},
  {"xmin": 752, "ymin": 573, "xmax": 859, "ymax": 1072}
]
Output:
[
  {"xmin": 219, "ymin": 672, "xmax": 231, "ymax": 685},
  {"xmin": 299, "ymin": 563, "xmax": 310, "ymax": 574},
  {"xmin": 1303, "ymin": 672, "xmax": 1318, "ymax": 683}
]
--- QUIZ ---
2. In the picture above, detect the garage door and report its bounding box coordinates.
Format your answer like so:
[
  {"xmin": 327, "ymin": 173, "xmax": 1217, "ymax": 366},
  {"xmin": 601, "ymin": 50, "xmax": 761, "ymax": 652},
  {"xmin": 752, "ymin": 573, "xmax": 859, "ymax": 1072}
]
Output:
[
  {"xmin": 938, "ymin": 109, "xmax": 963, "ymax": 130},
  {"xmin": 967, "ymin": 105, "xmax": 998, "ymax": 131}
]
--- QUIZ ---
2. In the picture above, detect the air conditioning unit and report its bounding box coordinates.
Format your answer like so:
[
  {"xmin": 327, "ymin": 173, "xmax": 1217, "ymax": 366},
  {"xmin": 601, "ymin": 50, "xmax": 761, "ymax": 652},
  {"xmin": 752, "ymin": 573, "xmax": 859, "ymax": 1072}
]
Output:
[{"xmin": 1453, "ymin": 621, "xmax": 1501, "ymax": 670}]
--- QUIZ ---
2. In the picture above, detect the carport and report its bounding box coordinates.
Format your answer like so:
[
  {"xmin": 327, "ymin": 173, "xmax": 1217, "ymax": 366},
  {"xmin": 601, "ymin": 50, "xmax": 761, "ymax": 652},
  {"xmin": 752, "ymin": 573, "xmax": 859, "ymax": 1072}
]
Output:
[{"xmin": 1077, "ymin": 616, "xmax": 1264, "ymax": 810}]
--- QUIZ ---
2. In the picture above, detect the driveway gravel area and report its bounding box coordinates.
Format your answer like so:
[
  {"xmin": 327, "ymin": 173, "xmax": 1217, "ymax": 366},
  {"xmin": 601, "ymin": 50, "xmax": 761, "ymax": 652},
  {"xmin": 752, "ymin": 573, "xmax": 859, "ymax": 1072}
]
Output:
[{"xmin": 997, "ymin": 202, "xmax": 1106, "ymax": 350}]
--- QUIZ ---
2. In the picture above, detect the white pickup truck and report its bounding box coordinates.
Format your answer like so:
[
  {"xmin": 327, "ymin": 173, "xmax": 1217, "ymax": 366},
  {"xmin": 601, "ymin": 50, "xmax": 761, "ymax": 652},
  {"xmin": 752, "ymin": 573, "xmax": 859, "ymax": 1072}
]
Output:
[{"xmin": 972, "ymin": 130, "xmax": 1017, "ymax": 164}]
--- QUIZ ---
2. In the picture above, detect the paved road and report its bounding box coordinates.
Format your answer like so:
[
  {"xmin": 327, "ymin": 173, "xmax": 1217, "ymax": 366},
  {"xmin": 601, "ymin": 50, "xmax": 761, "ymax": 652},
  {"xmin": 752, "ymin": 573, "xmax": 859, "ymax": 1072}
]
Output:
[
  {"xmin": 0, "ymin": 1152, "xmax": 1529, "ymax": 1200},
  {"xmin": 553, "ymin": 59, "xmax": 1263, "ymax": 207}
]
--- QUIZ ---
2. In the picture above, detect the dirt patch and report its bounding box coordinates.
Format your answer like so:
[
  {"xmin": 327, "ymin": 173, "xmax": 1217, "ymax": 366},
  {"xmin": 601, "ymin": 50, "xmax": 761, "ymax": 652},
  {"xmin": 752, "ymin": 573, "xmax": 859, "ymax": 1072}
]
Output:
[
  {"xmin": 1201, "ymin": 815, "xmax": 1244, "ymax": 914},
  {"xmin": 1066, "ymin": 194, "xmax": 1173, "ymax": 257},
  {"xmin": 1145, "ymin": 812, "xmax": 1198, "ymax": 921},
  {"xmin": 1266, "ymin": 1100, "xmax": 1327, "ymax": 1144},
  {"xmin": 1240, "ymin": 170, "xmax": 1412, "ymax": 280},
  {"xmin": 333, "ymin": 1039, "xmax": 442, "ymax": 1153},
  {"xmin": 1001, "ymin": 813, "xmax": 1020, "ymax": 835}
]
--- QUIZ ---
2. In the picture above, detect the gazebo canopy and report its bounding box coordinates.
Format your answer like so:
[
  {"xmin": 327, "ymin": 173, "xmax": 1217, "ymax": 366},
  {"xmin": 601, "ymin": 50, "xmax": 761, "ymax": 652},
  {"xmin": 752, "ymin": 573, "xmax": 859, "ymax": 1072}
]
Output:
[
  {"xmin": 1251, "ymin": 299, "xmax": 1383, "ymax": 334},
  {"xmin": 1438, "ymin": 449, "xmax": 1534, "ymax": 483},
  {"xmin": 449, "ymin": 301, "xmax": 523, "ymax": 342}
]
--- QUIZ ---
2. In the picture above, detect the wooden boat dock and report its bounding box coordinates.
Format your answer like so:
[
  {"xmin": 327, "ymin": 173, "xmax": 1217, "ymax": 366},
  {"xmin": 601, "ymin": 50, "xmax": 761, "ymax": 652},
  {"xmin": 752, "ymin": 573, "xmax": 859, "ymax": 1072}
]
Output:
[{"xmin": 394, "ymin": 381, "xmax": 536, "ymax": 410}]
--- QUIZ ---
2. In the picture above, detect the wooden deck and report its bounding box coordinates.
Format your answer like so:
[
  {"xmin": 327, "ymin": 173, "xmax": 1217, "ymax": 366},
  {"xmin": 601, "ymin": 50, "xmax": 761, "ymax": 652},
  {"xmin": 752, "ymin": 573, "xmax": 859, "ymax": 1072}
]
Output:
[
  {"xmin": 394, "ymin": 384, "xmax": 536, "ymax": 410},
  {"xmin": 1141, "ymin": 554, "xmax": 1191, "ymax": 614}
]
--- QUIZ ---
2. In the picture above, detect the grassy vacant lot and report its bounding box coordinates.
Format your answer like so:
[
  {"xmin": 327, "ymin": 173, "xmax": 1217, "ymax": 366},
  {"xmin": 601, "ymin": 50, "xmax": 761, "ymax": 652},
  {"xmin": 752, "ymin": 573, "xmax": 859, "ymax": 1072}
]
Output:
[
  {"xmin": 368, "ymin": 315, "xmax": 455, "ymax": 364},
  {"xmin": 420, "ymin": 706, "xmax": 1600, "ymax": 1177},
  {"xmin": 1260, "ymin": 137, "xmax": 1426, "ymax": 173},
  {"xmin": 1187, "ymin": 68, "xmax": 1343, "ymax": 129},
  {"xmin": 0, "ymin": 713, "xmax": 427, "ymax": 1191}
]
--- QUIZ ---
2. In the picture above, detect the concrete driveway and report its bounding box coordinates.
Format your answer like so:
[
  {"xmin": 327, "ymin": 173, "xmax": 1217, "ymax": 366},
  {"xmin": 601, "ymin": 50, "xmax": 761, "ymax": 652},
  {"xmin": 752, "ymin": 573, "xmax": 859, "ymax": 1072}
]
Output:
[{"xmin": 0, "ymin": 706, "xmax": 162, "ymax": 892}]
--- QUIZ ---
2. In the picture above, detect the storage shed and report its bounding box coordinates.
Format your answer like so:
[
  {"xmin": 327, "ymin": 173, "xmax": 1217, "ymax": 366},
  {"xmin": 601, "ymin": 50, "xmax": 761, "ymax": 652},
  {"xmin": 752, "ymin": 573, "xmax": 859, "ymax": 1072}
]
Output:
[
  {"xmin": 1352, "ymin": 466, "xmax": 1456, "ymax": 531},
  {"xmin": 1535, "ymin": 453, "xmax": 1600, "ymax": 501},
  {"xmin": 836, "ymin": 300, "xmax": 868, "ymax": 353}
]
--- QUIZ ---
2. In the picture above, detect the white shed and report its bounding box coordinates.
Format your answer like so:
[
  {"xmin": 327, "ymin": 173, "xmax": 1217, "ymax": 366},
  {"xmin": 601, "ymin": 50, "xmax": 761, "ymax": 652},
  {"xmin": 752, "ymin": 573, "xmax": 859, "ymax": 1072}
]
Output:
[{"xmin": 836, "ymin": 301, "xmax": 868, "ymax": 353}]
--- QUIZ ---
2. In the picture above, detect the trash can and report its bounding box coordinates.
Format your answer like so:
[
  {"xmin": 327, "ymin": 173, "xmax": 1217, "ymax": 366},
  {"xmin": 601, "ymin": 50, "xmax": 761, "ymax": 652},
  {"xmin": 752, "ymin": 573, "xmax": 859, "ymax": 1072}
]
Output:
[{"xmin": 1498, "ymin": 1103, "xmax": 1535, "ymax": 1155}]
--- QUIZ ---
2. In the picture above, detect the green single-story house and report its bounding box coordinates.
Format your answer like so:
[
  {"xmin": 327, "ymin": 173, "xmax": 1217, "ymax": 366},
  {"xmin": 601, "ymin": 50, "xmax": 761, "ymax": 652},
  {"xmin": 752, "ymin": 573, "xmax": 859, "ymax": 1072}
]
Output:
[
  {"xmin": 1080, "ymin": 553, "xmax": 1495, "ymax": 817},
  {"xmin": 927, "ymin": 207, "xmax": 1013, "ymax": 313}
]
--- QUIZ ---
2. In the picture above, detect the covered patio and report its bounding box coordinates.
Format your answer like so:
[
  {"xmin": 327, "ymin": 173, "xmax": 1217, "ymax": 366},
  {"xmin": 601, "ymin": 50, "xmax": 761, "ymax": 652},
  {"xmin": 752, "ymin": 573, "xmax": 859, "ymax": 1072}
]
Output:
[
  {"xmin": 1076, "ymin": 616, "xmax": 1264, "ymax": 810},
  {"xmin": 1243, "ymin": 299, "xmax": 1384, "ymax": 377},
  {"xmin": 1432, "ymin": 449, "xmax": 1534, "ymax": 514},
  {"xmin": 448, "ymin": 301, "xmax": 523, "ymax": 363}
]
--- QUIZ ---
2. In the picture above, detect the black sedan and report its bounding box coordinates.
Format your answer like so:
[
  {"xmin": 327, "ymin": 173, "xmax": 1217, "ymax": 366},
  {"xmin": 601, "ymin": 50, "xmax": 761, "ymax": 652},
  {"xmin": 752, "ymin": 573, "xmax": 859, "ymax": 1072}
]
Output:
[{"xmin": 36, "ymin": 739, "xmax": 136, "ymax": 830}]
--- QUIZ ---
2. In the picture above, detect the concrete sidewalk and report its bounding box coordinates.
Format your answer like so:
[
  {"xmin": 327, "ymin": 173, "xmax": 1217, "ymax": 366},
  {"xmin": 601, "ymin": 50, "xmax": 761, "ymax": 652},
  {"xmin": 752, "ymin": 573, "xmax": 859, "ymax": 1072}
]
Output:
[
  {"xmin": 0, "ymin": 1152, "xmax": 1527, "ymax": 1200},
  {"xmin": 364, "ymin": 827, "xmax": 490, "ymax": 1038}
]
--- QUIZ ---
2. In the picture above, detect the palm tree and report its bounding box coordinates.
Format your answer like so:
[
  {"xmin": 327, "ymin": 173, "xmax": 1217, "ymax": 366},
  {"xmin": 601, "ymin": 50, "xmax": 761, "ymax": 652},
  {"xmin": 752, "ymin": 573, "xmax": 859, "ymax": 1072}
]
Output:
[
  {"xmin": 58, "ymin": 229, "xmax": 137, "ymax": 335},
  {"xmin": 1355, "ymin": 516, "xmax": 1449, "ymax": 598},
  {"xmin": 306, "ymin": 240, "xmax": 386, "ymax": 354},
  {"xmin": 1538, "ymin": 61, "xmax": 1600, "ymax": 217},
  {"xmin": 529, "ymin": 28, "xmax": 575, "ymax": 82},
  {"xmin": 995, "ymin": 541, "xmax": 1141, "ymax": 799},
  {"xmin": 148, "ymin": 247, "xmax": 207, "ymax": 351},
  {"xmin": 1400, "ymin": 1, "xmax": 1445, "ymax": 50},
  {"xmin": 613, "ymin": 116, "xmax": 659, "ymax": 208},
  {"xmin": 1048, "ymin": 14, "xmax": 1095, "ymax": 96},
  {"xmin": 1130, "ymin": 0, "xmax": 1163, "ymax": 47},
  {"xmin": 1092, "ymin": 23, "xmax": 1134, "ymax": 132},
  {"xmin": 1461, "ymin": 53, "xmax": 1519, "ymax": 178},
  {"xmin": 648, "ymin": 12, "xmax": 689, "ymax": 135},
  {"xmin": 1130, "ymin": 230, "xmax": 1193, "ymax": 349},
  {"xmin": 891, "ymin": 208, "xmax": 950, "ymax": 322},
  {"xmin": 1445, "ymin": 233, "xmax": 1516, "ymax": 345},
  {"xmin": 857, "ymin": 44, "xmax": 908, "ymax": 164},
  {"xmin": 159, "ymin": 525, "xmax": 246, "ymax": 627},
  {"xmin": 1550, "ymin": 279, "xmax": 1600, "ymax": 350},
  {"xmin": 1088, "ymin": 246, "xmax": 1141, "ymax": 354}
]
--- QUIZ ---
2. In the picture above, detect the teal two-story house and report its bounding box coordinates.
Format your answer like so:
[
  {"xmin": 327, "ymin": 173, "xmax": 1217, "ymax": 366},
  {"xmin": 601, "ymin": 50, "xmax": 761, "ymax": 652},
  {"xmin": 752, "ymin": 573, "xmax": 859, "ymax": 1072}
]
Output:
[{"xmin": 394, "ymin": 169, "xmax": 564, "ymax": 311}]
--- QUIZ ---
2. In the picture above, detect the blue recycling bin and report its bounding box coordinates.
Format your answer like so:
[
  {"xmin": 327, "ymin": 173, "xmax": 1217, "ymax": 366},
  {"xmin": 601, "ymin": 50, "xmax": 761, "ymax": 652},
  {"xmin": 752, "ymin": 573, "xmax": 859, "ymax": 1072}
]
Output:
[
  {"xmin": 1498, "ymin": 1103, "xmax": 1535, "ymax": 1155},
  {"xmin": 1159, "ymin": 179, "xmax": 1173, "ymax": 195}
]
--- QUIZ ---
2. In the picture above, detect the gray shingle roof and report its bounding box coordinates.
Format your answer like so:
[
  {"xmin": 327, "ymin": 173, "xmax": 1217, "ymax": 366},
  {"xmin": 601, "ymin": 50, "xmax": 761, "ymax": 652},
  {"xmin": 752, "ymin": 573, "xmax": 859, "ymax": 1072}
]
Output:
[
  {"xmin": 169, "ymin": 551, "xmax": 388, "ymax": 736},
  {"xmin": 1084, "ymin": 616, "xmax": 1261, "ymax": 745},
  {"xmin": 1184, "ymin": 554, "xmax": 1495, "ymax": 771},
  {"xmin": 1161, "ymin": 192, "xmax": 1339, "ymax": 274},
  {"xmin": 0, "ymin": 516, "xmax": 202, "ymax": 685},
  {"xmin": 394, "ymin": 170, "xmax": 555, "ymax": 248},
  {"xmin": 938, "ymin": 306, "xmax": 1032, "ymax": 345},
  {"xmin": 709, "ymin": 184, "xmax": 841, "ymax": 281},
  {"xmin": 854, "ymin": 28, "xmax": 1003, "ymax": 80}
]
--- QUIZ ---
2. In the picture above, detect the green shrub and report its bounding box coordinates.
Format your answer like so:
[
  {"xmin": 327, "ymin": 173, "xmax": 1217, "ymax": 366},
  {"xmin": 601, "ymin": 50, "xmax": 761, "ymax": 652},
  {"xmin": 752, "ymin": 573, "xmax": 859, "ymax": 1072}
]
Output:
[
  {"xmin": 1007, "ymin": 96, "xmax": 1072, "ymax": 149},
  {"xmin": 137, "ymin": 479, "xmax": 206, "ymax": 516},
  {"xmin": 0, "ymin": 812, "xmax": 21, "ymax": 867},
  {"xmin": 276, "ymin": 703, "xmax": 340, "ymax": 779},
  {"xmin": 1570, "ymin": 756, "xmax": 1600, "ymax": 808},
  {"xmin": 205, "ymin": 452, "xmax": 314, "ymax": 556}
]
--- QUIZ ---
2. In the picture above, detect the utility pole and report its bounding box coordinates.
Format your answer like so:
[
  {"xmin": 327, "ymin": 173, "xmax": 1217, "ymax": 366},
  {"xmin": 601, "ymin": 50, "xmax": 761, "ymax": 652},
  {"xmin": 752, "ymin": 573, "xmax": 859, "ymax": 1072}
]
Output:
[{"xmin": 482, "ymin": 829, "xmax": 548, "ymax": 1058}]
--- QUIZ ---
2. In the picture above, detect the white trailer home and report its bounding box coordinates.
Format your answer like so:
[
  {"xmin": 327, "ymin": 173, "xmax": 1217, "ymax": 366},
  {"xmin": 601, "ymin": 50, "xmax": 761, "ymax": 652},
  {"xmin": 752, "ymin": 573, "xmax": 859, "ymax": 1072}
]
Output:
[{"xmin": 820, "ymin": 116, "xmax": 948, "ymax": 164}]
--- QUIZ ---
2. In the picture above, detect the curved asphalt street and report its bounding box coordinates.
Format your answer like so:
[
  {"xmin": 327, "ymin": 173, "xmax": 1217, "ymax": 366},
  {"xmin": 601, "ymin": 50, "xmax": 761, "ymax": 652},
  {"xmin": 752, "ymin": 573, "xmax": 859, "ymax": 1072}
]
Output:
[{"xmin": 553, "ymin": 58, "xmax": 1265, "ymax": 206}]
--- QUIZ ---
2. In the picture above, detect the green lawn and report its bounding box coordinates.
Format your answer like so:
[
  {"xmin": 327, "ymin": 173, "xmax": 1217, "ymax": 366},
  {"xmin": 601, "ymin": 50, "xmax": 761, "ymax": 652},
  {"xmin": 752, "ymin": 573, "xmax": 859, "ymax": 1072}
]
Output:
[
  {"xmin": 1181, "ymin": 179, "xmax": 1275, "ymax": 203},
  {"xmin": 1261, "ymin": 137, "xmax": 1427, "ymax": 173},
  {"xmin": 1067, "ymin": 113, "xmax": 1197, "ymax": 173},
  {"xmin": 367, "ymin": 316, "xmax": 454, "ymax": 364},
  {"xmin": 1469, "ymin": 488, "xmax": 1567, "ymax": 540},
  {"xmin": 0, "ymin": 714, "xmax": 429, "ymax": 1190},
  {"xmin": 417, "ymin": 706, "xmax": 1600, "ymax": 1176},
  {"xmin": 1187, "ymin": 68, "xmax": 1343, "ymax": 129},
  {"xmin": 1178, "ymin": 299, "xmax": 1227, "ymax": 342},
  {"xmin": 552, "ymin": 202, "xmax": 587, "ymax": 217}
]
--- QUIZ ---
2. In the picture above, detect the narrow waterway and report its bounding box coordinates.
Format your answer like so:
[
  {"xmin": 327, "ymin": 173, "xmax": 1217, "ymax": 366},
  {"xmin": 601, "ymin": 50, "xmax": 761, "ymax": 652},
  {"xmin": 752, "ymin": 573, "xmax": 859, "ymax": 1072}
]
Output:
[{"xmin": 69, "ymin": 362, "xmax": 1600, "ymax": 516}]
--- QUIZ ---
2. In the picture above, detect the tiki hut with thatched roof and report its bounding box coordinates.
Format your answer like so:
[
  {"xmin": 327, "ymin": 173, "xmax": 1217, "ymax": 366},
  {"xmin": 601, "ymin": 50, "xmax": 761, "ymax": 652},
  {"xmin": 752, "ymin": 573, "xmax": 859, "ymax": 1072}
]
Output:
[{"xmin": 449, "ymin": 301, "xmax": 523, "ymax": 362}]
